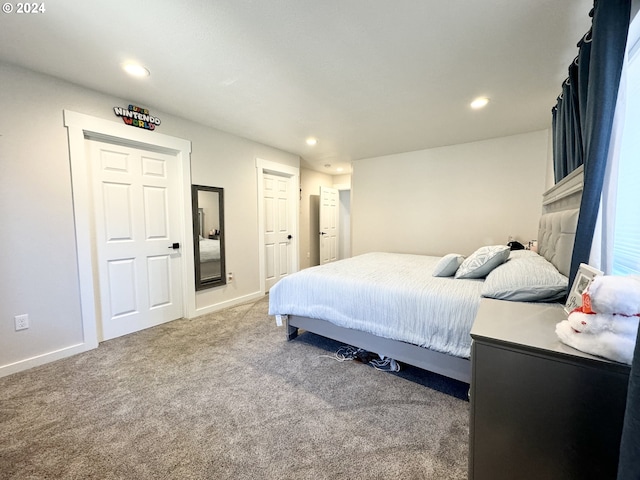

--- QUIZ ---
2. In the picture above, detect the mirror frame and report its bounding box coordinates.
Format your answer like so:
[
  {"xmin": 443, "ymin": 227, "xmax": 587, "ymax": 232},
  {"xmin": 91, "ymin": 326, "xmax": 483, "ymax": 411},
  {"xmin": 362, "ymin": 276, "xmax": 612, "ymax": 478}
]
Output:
[{"xmin": 192, "ymin": 185, "xmax": 226, "ymax": 290}]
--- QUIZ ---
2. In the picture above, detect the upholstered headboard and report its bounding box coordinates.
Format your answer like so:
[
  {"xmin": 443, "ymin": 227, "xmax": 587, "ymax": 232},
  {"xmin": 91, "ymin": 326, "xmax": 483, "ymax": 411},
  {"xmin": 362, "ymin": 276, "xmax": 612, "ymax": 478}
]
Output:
[
  {"xmin": 537, "ymin": 165, "xmax": 583, "ymax": 278},
  {"xmin": 538, "ymin": 209, "xmax": 579, "ymax": 277}
]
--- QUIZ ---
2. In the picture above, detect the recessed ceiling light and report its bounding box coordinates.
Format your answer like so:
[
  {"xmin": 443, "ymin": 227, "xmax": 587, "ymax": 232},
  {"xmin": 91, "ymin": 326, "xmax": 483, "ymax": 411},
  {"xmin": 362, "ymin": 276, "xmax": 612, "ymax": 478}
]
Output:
[
  {"xmin": 306, "ymin": 137, "xmax": 318, "ymax": 146},
  {"xmin": 336, "ymin": 167, "xmax": 344, "ymax": 172},
  {"xmin": 470, "ymin": 97, "xmax": 489, "ymax": 109},
  {"xmin": 122, "ymin": 62, "xmax": 150, "ymax": 78}
]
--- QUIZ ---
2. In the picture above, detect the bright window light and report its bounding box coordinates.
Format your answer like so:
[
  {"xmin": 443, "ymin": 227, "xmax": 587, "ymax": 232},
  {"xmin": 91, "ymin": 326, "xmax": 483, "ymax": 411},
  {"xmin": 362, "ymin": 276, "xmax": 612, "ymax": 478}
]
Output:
[{"xmin": 612, "ymin": 36, "xmax": 640, "ymax": 275}]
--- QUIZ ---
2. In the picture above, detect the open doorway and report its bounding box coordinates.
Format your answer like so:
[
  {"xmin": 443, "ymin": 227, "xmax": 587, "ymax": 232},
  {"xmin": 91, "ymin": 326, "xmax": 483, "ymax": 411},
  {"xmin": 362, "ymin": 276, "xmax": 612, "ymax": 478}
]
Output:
[
  {"xmin": 299, "ymin": 168, "xmax": 351, "ymax": 269},
  {"xmin": 339, "ymin": 189, "xmax": 351, "ymax": 260}
]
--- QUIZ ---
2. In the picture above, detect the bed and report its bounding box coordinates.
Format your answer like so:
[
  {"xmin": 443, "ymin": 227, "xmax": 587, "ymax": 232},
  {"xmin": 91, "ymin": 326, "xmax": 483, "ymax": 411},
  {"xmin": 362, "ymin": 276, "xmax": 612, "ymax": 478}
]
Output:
[{"xmin": 269, "ymin": 172, "xmax": 583, "ymax": 384}]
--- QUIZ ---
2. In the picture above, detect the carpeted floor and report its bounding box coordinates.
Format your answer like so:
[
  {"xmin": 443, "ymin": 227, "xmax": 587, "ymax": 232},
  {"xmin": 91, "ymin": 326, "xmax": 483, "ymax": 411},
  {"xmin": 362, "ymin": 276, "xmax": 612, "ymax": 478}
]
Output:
[{"xmin": 0, "ymin": 296, "xmax": 470, "ymax": 479}]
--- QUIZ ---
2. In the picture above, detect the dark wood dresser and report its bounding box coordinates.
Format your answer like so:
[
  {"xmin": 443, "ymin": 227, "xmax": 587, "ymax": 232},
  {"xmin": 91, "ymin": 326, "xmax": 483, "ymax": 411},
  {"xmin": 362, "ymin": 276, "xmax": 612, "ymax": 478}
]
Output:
[{"xmin": 469, "ymin": 298, "xmax": 631, "ymax": 480}]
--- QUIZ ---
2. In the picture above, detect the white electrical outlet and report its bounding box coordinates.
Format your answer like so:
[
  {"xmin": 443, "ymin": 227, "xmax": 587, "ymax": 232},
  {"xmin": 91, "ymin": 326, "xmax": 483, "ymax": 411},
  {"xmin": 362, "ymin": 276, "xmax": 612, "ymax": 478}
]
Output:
[
  {"xmin": 15, "ymin": 314, "xmax": 29, "ymax": 331},
  {"xmin": 227, "ymin": 272, "xmax": 233, "ymax": 283}
]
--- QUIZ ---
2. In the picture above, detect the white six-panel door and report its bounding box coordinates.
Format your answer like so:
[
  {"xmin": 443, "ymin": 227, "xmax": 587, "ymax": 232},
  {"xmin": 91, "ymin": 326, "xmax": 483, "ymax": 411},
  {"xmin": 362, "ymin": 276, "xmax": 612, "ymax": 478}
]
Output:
[
  {"xmin": 89, "ymin": 140, "xmax": 183, "ymax": 340},
  {"xmin": 263, "ymin": 172, "xmax": 293, "ymax": 291},
  {"xmin": 319, "ymin": 186, "xmax": 339, "ymax": 265}
]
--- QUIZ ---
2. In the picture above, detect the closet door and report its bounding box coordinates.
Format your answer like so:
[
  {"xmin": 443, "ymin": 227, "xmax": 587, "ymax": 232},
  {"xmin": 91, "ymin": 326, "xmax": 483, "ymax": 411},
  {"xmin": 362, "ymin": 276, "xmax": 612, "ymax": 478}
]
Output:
[
  {"xmin": 319, "ymin": 186, "xmax": 339, "ymax": 265},
  {"xmin": 263, "ymin": 172, "xmax": 294, "ymax": 291},
  {"xmin": 89, "ymin": 140, "xmax": 183, "ymax": 340}
]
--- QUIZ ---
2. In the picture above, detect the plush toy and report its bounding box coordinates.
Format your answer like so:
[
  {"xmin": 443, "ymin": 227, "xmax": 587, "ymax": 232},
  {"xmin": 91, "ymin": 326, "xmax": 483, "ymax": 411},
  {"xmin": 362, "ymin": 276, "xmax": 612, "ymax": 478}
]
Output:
[
  {"xmin": 588, "ymin": 275, "xmax": 640, "ymax": 316},
  {"xmin": 556, "ymin": 274, "xmax": 640, "ymax": 365},
  {"xmin": 556, "ymin": 320, "xmax": 637, "ymax": 364},
  {"xmin": 567, "ymin": 310, "xmax": 639, "ymax": 337}
]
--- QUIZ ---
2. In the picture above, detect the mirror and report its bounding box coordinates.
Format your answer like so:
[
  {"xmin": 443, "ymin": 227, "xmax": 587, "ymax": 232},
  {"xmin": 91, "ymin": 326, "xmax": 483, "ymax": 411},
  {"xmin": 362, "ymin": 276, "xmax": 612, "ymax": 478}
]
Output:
[{"xmin": 192, "ymin": 185, "xmax": 226, "ymax": 290}]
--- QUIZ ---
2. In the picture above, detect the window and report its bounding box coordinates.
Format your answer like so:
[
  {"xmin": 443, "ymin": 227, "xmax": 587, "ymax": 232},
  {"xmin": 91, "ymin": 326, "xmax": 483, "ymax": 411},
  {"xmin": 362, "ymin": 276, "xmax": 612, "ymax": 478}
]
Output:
[{"xmin": 612, "ymin": 19, "xmax": 640, "ymax": 276}]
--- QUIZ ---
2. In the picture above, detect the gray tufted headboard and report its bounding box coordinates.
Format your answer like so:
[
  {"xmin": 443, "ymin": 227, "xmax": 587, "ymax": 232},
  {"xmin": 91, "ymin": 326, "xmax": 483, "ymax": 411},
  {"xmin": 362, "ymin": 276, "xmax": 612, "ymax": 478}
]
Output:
[
  {"xmin": 537, "ymin": 166, "xmax": 583, "ymax": 277},
  {"xmin": 538, "ymin": 209, "xmax": 579, "ymax": 277}
]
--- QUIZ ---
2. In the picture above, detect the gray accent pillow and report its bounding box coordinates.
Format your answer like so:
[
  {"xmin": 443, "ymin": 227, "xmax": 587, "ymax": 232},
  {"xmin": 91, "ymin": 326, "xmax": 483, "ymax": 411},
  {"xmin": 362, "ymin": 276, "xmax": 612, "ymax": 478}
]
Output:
[
  {"xmin": 481, "ymin": 250, "xmax": 568, "ymax": 301},
  {"xmin": 432, "ymin": 253, "xmax": 464, "ymax": 277},
  {"xmin": 455, "ymin": 245, "xmax": 510, "ymax": 279}
]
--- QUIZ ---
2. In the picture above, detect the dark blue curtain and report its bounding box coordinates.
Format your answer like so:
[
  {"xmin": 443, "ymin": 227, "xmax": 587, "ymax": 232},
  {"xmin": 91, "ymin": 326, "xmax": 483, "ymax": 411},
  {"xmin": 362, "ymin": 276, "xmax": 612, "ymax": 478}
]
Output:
[
  {"xmin": 552, "ymin": 41, "xmax": 589, "ymax": 183},
  {"xmin": 553, "ymin": 0, "xmax": 631, "ymax": 287},
  {"xmin": 576, "ymin": 31, "xmax": 592, "ymax": 141}
]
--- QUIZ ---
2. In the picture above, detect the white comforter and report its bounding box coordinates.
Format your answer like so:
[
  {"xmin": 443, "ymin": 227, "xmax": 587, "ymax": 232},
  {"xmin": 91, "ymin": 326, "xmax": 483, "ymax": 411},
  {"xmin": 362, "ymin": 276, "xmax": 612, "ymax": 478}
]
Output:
[{"xmin": 268, "ymin": 252, "xmax": 484, "ymax": 359}]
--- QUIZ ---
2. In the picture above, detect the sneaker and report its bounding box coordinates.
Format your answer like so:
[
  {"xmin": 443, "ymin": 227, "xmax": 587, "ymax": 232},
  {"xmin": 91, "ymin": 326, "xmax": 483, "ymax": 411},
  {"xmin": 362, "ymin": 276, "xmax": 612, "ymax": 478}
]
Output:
[{"xmin": 369, "ymin": 356, "xmax": 401, "ymax": 372}]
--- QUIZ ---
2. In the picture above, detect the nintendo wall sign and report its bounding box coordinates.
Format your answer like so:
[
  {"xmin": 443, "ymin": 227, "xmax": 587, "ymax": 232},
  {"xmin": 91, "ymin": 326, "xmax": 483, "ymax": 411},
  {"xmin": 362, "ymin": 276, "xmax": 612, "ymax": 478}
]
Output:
[{"xmin": 113, "ymin": 105, "xmax": 161, "ymax": 130}]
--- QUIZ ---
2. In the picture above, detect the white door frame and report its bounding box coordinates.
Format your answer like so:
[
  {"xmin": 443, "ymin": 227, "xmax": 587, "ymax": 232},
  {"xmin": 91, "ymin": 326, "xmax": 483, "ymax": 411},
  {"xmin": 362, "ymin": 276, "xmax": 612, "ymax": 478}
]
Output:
[
  {"xmin": 64, "ymin": 110, "xmax": 193, "ymax": 349},
  {"xmin": 256, "ymin": 158, "xmax": 300, "ymax": 293}
]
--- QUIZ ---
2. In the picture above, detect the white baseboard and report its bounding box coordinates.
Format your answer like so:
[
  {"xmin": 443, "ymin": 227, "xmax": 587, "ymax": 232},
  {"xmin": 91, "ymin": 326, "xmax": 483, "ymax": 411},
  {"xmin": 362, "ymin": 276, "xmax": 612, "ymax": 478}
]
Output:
[
  {"xmin": 191, "ymin": 290, "xmax": 266, "ymax": 318},
  {"xmin": 0, "ymin": 341, "xmax": 97, "ymax": 379},
  {"xmin": 1, "ymin": 292, "xmax": 267, "ymax": 378}
]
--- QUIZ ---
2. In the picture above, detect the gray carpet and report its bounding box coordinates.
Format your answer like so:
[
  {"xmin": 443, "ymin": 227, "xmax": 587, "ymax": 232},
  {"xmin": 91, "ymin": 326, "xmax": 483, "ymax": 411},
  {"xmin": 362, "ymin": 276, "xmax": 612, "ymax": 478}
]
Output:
[{"xmin": 0, "ymin": 296, "xmax": 470, "ymax": 479}]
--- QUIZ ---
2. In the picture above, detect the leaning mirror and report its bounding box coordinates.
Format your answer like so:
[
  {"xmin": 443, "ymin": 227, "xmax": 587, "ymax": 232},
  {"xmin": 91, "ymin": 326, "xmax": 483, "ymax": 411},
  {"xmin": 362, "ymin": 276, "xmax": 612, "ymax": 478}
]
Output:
[{"xmin": 192, "ymin": 185, "xmax": 226, "ymax": 290}]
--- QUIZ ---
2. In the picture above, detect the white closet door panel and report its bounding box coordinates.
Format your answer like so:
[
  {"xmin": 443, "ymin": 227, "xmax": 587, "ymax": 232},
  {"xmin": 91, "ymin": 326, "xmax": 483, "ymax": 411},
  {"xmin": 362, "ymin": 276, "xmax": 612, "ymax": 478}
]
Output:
[
  {"xmin": 264, "ymin": 197, "xmax": 275, "ymax": 233},
  {"xmin": 265, "ymin": 243, "xmax": 276, "ymax": 280},
  {"xmin": 107, "ymin": 258, "xmax": 138, "ymax": 318},
  {"xmin": 102, "ymin": 183, "xmax": 134, "ymax": 242},
  {"xmin": 276, "ymin": 177, "xmax": 288, "ymax": 194},
  {"xmin": 264, "ymin": 176, "xmax": 275, "ymax": 188},
  {"xmin": 143, "ymin": 186, "xmax": 169, "ymax": 240},
  {"xmin": 277, "ymin": 197, "xmax": 288, "ymax": 233},
  {"xmin": 142, "ymin": 155, "xmax": 166, "ymax": 178},
  {"xmin": 147, "ymin": 255, "xmax": 172, "ymax": 309},
  {"xmin": 278, "ymin": 242, "xmax": 290, "ymax": 276},
  {"xmin": 100, "ymin": 149, "xmax": 129, "ymax": 173}
]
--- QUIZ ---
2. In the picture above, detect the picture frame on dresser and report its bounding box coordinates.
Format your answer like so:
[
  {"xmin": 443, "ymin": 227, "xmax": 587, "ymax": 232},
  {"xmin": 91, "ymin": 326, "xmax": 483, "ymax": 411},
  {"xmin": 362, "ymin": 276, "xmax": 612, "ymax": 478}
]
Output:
[{"xmin": 564, "ymin": 263, "xmax": 602, "ymax": 313}]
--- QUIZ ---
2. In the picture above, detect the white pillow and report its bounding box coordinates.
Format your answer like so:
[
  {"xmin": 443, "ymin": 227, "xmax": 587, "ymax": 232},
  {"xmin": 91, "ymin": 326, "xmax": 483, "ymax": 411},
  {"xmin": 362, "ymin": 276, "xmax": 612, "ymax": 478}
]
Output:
[
  {"xmin": 432, "ymin": 254, "xmax": 464, "ymax": 277},
  {"xmin": 455, "ymin": 245, "xmax": 510, "ymax": 279},
  {"xmin": 481, "ymin": 251, "xmax": 568, "ymax": 301}
]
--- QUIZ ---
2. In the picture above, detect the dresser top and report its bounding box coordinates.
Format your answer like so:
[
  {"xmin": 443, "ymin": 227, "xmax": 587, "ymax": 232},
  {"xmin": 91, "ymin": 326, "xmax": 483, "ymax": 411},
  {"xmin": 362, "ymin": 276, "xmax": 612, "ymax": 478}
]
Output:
[{"xmin": 471, "ymin": 298, "xmax": 631, "ymax": 371}]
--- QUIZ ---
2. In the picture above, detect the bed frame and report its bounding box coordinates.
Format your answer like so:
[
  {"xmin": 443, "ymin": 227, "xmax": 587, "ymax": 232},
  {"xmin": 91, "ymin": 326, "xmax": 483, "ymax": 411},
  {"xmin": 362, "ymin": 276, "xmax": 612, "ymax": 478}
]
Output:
[
  {"xmin": 284, "ymin": 167, "xmax": 584, "ymax": 384},
  {"xmin": 285, "ymin": 314, "xmax": 472, "ymax": 382}
]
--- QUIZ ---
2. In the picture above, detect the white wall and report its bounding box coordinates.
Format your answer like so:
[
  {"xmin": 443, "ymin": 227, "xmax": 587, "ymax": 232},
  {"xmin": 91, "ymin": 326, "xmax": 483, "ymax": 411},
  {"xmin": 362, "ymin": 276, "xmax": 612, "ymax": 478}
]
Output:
[
  {"xmin": 0, "ymin": 62, "xmax": 299, "ymax": 376},
  {"xmin": 351, "ymin": 130, "xmax": 550, "ymax": 257},
  {"xmin": 333, "ymin": 174, "xmax": 352, "ymax": 189}
]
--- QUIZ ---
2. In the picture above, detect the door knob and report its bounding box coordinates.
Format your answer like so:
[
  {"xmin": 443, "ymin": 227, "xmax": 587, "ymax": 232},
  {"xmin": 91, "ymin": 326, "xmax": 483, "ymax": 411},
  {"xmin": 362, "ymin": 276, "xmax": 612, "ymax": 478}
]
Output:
[
  {"xmin": 287, "ymin": 235, "xmax": 293, "ymax": 239},
  {"xmin": 168, "ymin": 242, "xmax": 180, "ymax": 250},
  {"xmin": 319, "ymin": 232, "xmax": 326, "ymax": 235}
]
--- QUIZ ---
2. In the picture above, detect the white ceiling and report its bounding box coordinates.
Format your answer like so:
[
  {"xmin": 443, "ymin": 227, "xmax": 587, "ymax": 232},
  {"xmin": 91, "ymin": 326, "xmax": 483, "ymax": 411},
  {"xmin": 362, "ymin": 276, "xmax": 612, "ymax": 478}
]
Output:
[{"xmin": 0, "ymin": 0, "xmax": 593, "ymax": 173}]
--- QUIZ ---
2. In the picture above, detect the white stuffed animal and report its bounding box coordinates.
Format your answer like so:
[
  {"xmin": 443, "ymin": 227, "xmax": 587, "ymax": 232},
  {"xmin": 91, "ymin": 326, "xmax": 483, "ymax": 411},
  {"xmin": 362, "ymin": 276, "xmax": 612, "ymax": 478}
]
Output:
[
  {"xmin": 556, "ymin": 274, "xmax": 640, "ymax": 365},
  {"xmin": 567, "ymin": 310, "xmax": 640, "ymax": 336},
  {"xmin": 556, "ymin": 321, "xmax": 637, "ymax": 365},
  {"xmin": 587, "ymin": 275, "xmax": 640, "ymax": 315}
]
